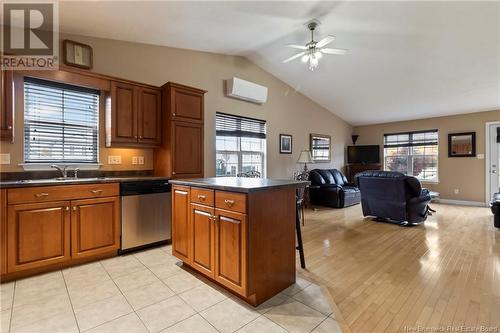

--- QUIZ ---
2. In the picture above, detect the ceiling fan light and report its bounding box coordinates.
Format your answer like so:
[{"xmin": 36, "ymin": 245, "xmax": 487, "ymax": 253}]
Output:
[
  {"xmin": 315, "ymin": 51, "xmax": 322, "ymax": 59},
  {"xmin": 310, "ymin": 57, "xmax": 319, "ymax": 66},
  {"xmin": 301, "ymin": 54, "xmax": 309, "ymax": 63}
]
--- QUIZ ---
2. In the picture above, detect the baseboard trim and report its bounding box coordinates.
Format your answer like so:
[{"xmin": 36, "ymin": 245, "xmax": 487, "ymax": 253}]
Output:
[{"xmin": 436, "ymin": 199, "xmax": 487, "ymax": 207}]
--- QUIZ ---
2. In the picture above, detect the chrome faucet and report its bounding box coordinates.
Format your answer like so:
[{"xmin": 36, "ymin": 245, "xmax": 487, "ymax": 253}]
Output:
[{"xmin": 51, "ymin": 165, "xmax": 69, "ymax": 178}]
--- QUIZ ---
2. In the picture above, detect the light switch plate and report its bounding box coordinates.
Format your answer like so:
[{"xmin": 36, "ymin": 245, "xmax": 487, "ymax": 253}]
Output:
[
  {"xmin": 0, "ymin": 153, "xmax": 10, "ymax": 165},
  {"xmin": 108, "ymin": 155, "xmax": 122, "ymax": 165},
  {"xmin": 132, "ymin": 156, "xmax": 138, "ymax": 165},
  {"xmin": 138, "ymin": 156, "xmax": 144, "ymax": 165},
  {"xmin": 477, "ymin": 154, "xmax": 485, "ymax": 160}
]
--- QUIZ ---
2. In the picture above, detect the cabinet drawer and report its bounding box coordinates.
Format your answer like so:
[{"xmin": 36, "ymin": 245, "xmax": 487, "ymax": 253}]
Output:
[
  {"xmin": 191, "ymin": 187, "xmax": 214, "ymax": 206},
  {"xmin": 8, "ymin": 183, "xmax": 119, "ymax": 204},
  {"xmin": 215, "ymin": 191, "xmax": 246, "ymax": 213}
]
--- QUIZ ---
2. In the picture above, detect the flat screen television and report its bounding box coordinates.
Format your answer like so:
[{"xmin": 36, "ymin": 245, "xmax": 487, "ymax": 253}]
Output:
[{"xmin": 347, "ymin": 145, "xmax": 380, "ymax": 164}]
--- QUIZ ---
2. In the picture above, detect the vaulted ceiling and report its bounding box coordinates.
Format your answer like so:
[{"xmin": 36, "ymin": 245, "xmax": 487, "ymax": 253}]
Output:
[{"xmin": 59, "ymin": 1, "xmax": 500, "ymax": 125}]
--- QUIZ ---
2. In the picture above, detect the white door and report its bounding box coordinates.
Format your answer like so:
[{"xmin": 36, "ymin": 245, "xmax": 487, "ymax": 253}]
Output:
[{"xmin": 488, "ymin": 124, "xmax": 500, "ymax": 199}]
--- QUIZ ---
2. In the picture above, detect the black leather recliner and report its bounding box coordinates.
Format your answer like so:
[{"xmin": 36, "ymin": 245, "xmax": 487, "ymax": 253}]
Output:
[
  {"xmin": 491, "ymin": 193, "xmax": 500, "ymax": 228},
  {"xmin": 308, "ymin": 169, "xmax": 361, "ymax": 208},
  {"xmin": 355, "ymin": 170, "xmax": 431, "ymax": 224}
]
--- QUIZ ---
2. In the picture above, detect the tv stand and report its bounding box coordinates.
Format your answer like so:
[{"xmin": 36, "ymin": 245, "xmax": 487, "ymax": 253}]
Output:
[{"xmin": 345, "ymin": 163, "xmax": 382, "ymax": 182}]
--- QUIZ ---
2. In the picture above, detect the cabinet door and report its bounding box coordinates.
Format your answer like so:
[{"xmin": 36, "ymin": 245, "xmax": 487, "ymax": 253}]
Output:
[
  {"xmin": 214, "ymin": 209, "xmax": 247, "ymax": 296},
  {"xmin": 171, "ymin": 121, "xmax": 203, "ymax": 178},
  {"xmin": 172, "ymin": 186, "xmax": 191, "ymax": 262},
  {"xmin": 1, "ymin": 70, "xmax": 14, "ymax": 141},
  {"xmin": 110, "ymin": 81, "xmax": 138, "ymax": 144},
  {"xmin": 1, "ymin": 189, "xmax": 7, "ymax": 275},
  {"xmin": 169, "ymin": 84, "xmax": 204, "ymax": 123},
  {"xmin": 138, "ymin": 87, "xmax": 161, "ymax": 146},
  {"xmin": 191, "ymin": 204, "xmax": 215, "ymax": 278},
  {"xmin": 7, "ymin": 201, "xmax": 71, "ymax": 273},
  {"xmin": 71, "ymin": 197, "xmax": 120, "ymax": 260}
]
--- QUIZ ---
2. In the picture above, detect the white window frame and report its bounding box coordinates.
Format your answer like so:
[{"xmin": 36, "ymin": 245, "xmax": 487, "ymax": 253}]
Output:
[
  {"xmin": 215, "ymin": 137, "xmax": 267, "ymax": 177},
  {"xmin": 383, "ymin": 130, "xmax": 439, "ymax": 183}
]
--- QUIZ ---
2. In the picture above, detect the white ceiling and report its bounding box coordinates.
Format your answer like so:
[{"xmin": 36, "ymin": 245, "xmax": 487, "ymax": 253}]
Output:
[{"xmin": 59, "ymin": 1, "xmax": 500, "ymax": 125}]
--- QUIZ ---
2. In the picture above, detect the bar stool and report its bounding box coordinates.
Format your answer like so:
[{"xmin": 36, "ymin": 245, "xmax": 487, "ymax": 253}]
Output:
[{"xmin": 296, "ymin": 193, "xmax": 306, "ymax": 269}]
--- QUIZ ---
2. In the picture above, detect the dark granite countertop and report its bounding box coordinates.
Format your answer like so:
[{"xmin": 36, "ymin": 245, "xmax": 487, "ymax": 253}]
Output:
[
  {"xmin": 169, "ymin": 177, "xmax": 310, "ymax": 193},
  {"xmin": 0, "ymin": 176, "xmax": 170, "ymax": 189}
]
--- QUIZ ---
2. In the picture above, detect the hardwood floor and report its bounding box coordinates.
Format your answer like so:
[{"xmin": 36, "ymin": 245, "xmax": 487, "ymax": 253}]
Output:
[{"xmin": 299, "ymin": 203, "xmax": 500, "ymax": 333}]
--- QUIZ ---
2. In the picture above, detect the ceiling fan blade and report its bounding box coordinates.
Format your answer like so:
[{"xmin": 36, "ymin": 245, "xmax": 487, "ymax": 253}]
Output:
[
  {"xmin": 321, "ymin": 48, "xmax": 348, "ymax": 55},
  {"xmin": 282, "ymin": 51, "xmax": 306, "ymax": 63},
  {"xmin": 316, "ymin": 35, "xmax": 336, "ymax": 48},
  {"xmin": 287, "ymin": 44, "xmax": 308, "ymax": 50}
]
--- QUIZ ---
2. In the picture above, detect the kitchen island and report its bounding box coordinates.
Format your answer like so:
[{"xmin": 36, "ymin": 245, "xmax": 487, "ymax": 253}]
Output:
[{"xmin": 168, "ymin": 177, "xmax": 309, "ymax": 306}]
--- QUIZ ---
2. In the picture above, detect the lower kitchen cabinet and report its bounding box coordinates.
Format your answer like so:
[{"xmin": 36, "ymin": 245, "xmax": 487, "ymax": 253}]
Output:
[
  {"xmin": 2, "ymin": 183, "xmax": 121, "ymax": 280},
  {"xmin": 214, "ymin": 208, "xmax": 247, "ymax": 296},
  {"xmin": 172, "ymin": 186, "xmax": 191, "ymax": 262},
  {"xmin": 7, "ymin": 201, "xmax": 71, "ymax": 273},
  {"xmin": 71, "ymin": 196, "xmax": 120, "ymax": 260},
  {"xmin": 191, "ymin": 204, "xmax": 215, "ymax": 278}
]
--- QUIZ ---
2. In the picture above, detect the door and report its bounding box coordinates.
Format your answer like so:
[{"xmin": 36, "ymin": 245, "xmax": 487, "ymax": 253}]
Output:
[
  {"xmin": 71, "ymin": 197, "xmax": 120, "ymax": 259},
  {"xmin": 111, "ymin": 81, "xmax": 138, "ymax": 144},
  {"xmin": 172, "ymin": 186, "xmax": 191, "ymax": 262},
  {"xmin": 488, "ymin": 123, "xmax": 500, "ymax": 199},
  {"xmin": 171, "ymin": 121, "xmax": 203, "ymax": 178},
  {"xmin": 214, "ymin": 209, "xmax": 247, "ymax": 296},
  {"xmin": 191, "ymin": 204, "xmax": 215, "ymax": 278},
  {"xmin": 169, "ymin": 84, "xmax": 205, "ymax": 123},
  {"xmin": 138, "ymin": 87, "xmax": 161, "ymax": 146},
  {"xmin": 7, "ymin": 201, "xmax": 71, "ymax": 273},
  {"xmin": 1, "ymin": 70, "xmax": 13, "ymax": 141}
]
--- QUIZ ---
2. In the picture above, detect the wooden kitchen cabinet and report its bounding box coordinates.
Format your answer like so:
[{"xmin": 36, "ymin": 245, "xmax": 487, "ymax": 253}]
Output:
[
  {"xmin": 191, "ymin": 204, "xmax": 215, "ymax": 278},
  {"xmin": 172, "ymin": 186, "xmax": 191, "ymax": 263},
  {"xmin": 7, "ymin": 201, "xmax": 71, "ymax": 273},
  {"xmin": 71, "ymin": 196, "xmax": 120, "ymax": 260},
  {"xmin": 2, "ymin": 183, "xmax": 121, "ymax": 280},
  {"xmin": 1, "ymin": 189, "xmax": 7, "ymax": 275},
  {"xmin": 108, "ymin": 81, "xmax": 161, "ymax": 147},
  {"xmin": 154, "ymin": 83, "xmax": 206, "ymax": 179},
  {"xmin": 214, "ymin": 208, "xmax": 247, "ymax": 295},
  {"xmin": 1, "ymin": 69, "xmax": 14, "ymax": 141}
]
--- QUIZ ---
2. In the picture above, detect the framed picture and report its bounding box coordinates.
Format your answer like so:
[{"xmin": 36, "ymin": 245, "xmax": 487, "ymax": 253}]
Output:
[
  {"xmin": 310, "ymin": 133, "xmax": 331, "ymax": 162},
  {"xmin": 448, "ymin": 132, "xmax": 476, "ymax": 157},
  {"xmin": 63, "ymin": 40, "xmax": 93, "ymax": 69},
  {"xmin": 279, "ymin": 134, "xmax": 293, "ymax": 154}
]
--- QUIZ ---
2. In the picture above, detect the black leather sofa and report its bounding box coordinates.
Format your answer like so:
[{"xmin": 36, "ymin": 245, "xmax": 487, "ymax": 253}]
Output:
[
  {"xmin": 491, "ymin": 193, "xmax": 500, "ymax": 228},
  {"xmin": 308, "ymin": 169, "xmax": 361, "ymax": 208},
  {"xmin": 355, "ymin": 170, "xmax": 432, "ymax": 225}
]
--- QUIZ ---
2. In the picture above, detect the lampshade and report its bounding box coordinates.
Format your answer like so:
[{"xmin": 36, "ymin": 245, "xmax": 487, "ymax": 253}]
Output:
[{"xmin": 297, "ymin": 150, "xmax": 313, "ymax": 163}]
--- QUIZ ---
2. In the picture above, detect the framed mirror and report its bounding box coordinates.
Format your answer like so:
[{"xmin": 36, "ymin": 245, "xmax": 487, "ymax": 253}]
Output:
[
  {"xmin": 448, "ymin": 132, "xmax": 476, "ymax": 157},
  {"xmin": 310, "ymin": 134, "xmax": 331, "ymax": 162}
]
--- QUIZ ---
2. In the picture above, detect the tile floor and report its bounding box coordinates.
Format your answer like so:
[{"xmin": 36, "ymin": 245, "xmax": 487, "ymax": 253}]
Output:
[{"xmin": 0, "ymin": 245, "xmax": 342, "ymax": 333}]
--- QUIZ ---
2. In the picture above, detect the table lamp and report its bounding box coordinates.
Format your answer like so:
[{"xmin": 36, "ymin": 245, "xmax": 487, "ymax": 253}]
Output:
[{"xmin": 297, "ymin": 150, "xmax": 313, "ymax": 173}]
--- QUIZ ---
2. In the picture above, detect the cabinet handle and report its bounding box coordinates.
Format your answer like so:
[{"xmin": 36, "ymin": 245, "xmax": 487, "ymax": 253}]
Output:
[
  {"xmin": 220, "ymin": 216, "xmax": 240, "ymax": 224},
  {"xmin": 211, "ymin": 215, "xmax": 218, "ymax": 223},
  {"xmin": 175, "ymin": 190, "xmax": 188, "ymax": 195},
  {"xmin": 172, "ymin": 171, "xmax": 176, "ymax": 175},
  {"xmin": 224, "ymin": 199, "xmax": 235, "ymax": 207},
  {"xmin": 34, "ymin": 193, "xmax": 49, "ymax": 198},
  {"xmin": 91, "ymin": 189, "xmax": 103, "ymax": 194},
  {"xmin": 73, "ymin": 206, "xmax": 77, "ymax": 211},
  {"xmin": 65, "ymin": 206, "xmax": 70, "ymax": 211},
  {"xmin": 197, "ymin": 194, "xmax": 206, "ymax": 200},
  {"xmin": 172, "ymin": 113, "xmax": 176, "ymax": 116},
  {"xmin": 139, "ymin": 136, "xmax": 143, "ymax": 139},
  {"xmin": 7, "ymin": 126, "xmax": 12, "ymax": 130}
]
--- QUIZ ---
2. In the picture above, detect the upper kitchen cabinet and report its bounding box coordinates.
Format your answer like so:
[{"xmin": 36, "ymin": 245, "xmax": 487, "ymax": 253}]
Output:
[
  {"xmin": 1, "ymin": 70, "xmax": 14, "ymax": 141},
  {"xmin": 154, "ymin": 82, "xmax": 206, "ymax": 179},
  {"xmin": 107, "ymin": 81, "xmax": 161, "ymax": 147},
  {"xmin": 166, "ymin": 82, "xmax": 206, "ymax": 123}
]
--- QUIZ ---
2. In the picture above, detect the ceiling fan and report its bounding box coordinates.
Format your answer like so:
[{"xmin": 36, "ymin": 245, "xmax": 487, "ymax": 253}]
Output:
[{"xmin": 283, "ymin": 21, "xmax": 347, "ymax": 71}]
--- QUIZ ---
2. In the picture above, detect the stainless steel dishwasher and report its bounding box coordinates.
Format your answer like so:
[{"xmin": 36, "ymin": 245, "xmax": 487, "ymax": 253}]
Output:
[{"xmin": 120, "ymin": 179, "xmax": 171, "ymax": 252}]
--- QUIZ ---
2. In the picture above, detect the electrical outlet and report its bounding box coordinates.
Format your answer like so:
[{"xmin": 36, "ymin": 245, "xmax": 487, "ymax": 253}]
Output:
[
  {"xmin": 108, "ymin": 155, "xmax": 122, "ymax": 165},
  {"xmin": 477, "ymin": 154, "xmax": 485, "ymax": 160},
  {"xmin": 132, "ymin": 156, "xmax": 138, "ymax": 165},
  {"xmin": 454, "ymin": 189, "xmax": 460, "ymax": 195},
  {"xmin": 138, "ymin": 156, "xmax": 144, "ymax": 165},
  {"xmin": 0, "ymin": 153, "xmax": 10, "ymax": 165}
]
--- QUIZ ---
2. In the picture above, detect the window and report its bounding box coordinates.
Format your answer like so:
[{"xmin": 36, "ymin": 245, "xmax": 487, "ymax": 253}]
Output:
[
  {"xmin": 384, "ymin": 130, "xmax": 439, "ymax": 182},
  {"xmin": 24, "ymin": 77, "xmax": 100, "ymax": 164},
  {"xmin": 215, "ymin": 112, "xmax": 266, "ymax": 177}
]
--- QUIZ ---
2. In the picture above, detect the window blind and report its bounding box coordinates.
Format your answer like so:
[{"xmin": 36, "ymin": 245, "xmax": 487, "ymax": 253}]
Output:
[
  {"xmin": 24, "ymin": 77, "xmax": 100, "ymax": 163},
  {"xmin": 216, "ymin": 112, "xmax": 266, "ymax": 139},
  {"xmin": 384, "ymin": 130, "xmax": 438, "ymax": 148}
]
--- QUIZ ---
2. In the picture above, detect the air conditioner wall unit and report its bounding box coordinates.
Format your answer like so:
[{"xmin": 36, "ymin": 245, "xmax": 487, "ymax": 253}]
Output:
[{"xmin": 225, "ymin": 77, "xmax": 268, "ymax": 104}]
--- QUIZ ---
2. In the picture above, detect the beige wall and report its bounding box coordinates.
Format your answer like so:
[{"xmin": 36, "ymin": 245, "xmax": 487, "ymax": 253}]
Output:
[
  {"xmin": 354, "ymin": 110, "xmax": 500, "ymax": 203},
  {"xmin": 0, "ymin": 33, "xmax": 352, "ymax": 178}
]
